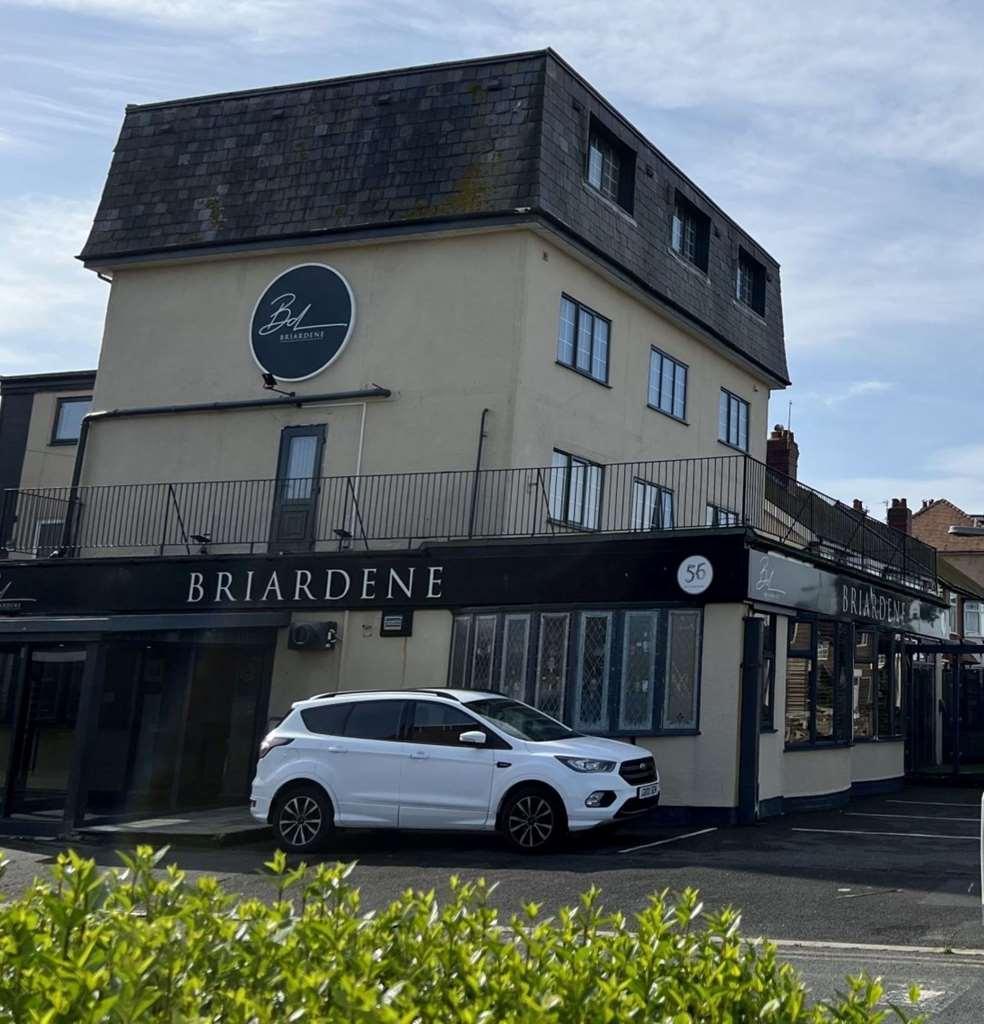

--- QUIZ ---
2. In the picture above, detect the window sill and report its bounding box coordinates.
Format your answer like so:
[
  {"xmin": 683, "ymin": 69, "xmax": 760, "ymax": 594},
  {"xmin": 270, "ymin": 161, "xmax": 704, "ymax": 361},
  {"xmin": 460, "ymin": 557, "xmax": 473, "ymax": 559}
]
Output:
[
  {"xmin": 784, "ymin": 741, "xmax": 852, "ymax": 752},
  {"xmin": 646, "ymin": 403, "xmax": 688, "ymax": 426},
  {"xmin": 545, "ymin": 516, "xmax": 599, "ymax": 533},
  {"xmin": 49, "ymin": 438, "xmax": 80, "ymax": 447},
  {"xmin": 852, "ymin": 736, "xmax": 904, "ymax": 744},
  {"xmin": 666, "ymin": 245, "xmax": 710, "ymax": 280},
  {"xmin": 717, "ymin": 438, "xmax": 749, "ymax": 455},
  {"xmin": 760, "ymin": 726, "xmax": 778, "ymax": 734},
  {"xmin": 608, "ymin": 728, "xmax": 700, "ymax": 739},
  {"xmin": 555, "ymin": 360, "xmax": 612, "ymax": 389},
  {"xmin": 581, "ymin": 180, "xmax": 637, "ymax": 225},
  {"xmin": 732, "ymin": 297, "xmax": 767, "ymax": 324}
]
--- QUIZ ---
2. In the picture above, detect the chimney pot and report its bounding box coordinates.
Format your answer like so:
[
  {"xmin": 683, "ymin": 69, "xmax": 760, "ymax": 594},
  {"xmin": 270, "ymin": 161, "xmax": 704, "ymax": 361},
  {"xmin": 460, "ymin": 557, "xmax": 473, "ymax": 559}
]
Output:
[
  {"xmin": 767, "ymin": 424, "xmax": 799, "ymax": 481},
  {"xmin": 887, "ymin": 496, "xmax": 912, "ymax": 535},
  {"xmin": 852, "ymin": 498, "xmax": 865, "ymax": 513}
]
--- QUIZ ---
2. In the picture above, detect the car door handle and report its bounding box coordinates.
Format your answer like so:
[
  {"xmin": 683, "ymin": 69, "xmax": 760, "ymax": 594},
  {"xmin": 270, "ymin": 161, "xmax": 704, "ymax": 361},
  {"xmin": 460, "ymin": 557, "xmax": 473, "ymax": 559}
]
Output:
[
  {"xmin": 326, "ymin": 745, "xmax": 346, "ymax": 754},
  {"xmin": 410, "ymin": 751, "xmax": 430, "ymax": 760}
]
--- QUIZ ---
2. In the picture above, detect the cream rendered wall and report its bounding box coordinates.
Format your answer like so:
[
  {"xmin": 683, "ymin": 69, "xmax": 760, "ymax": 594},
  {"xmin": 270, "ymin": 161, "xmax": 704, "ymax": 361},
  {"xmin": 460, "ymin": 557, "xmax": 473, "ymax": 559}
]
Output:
[
  {"xmin": 266, "ymin": 609, "xmax": 453, "ymax": 717},
  {"xmin": 87, "ymin": 230, "xmax": 530, "ymax": 485},
  {"xmin": 851, "ymin": 741, "xmax": 904, "ymax": 783},
  {"xmin": 783, "ymin": 748, "xmax": 852, "ymax": 800},
  {"xmin": 511, "ymin": 235, "xmax": 772, "ymax": 469},
  {"xmin": 637, "ymin": 602, "xmax": 744, "ymax": 809},
  {"xmin": 18, "ymin": 389, "xmax": 92, "ymax": 490}
]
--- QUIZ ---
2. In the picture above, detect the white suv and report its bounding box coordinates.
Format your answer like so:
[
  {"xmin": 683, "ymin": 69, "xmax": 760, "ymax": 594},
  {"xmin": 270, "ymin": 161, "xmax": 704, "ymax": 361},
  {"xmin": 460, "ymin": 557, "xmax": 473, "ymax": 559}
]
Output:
[{"xmin": 250, "ymin": 689, "xmax": 660, "ymax": 853}]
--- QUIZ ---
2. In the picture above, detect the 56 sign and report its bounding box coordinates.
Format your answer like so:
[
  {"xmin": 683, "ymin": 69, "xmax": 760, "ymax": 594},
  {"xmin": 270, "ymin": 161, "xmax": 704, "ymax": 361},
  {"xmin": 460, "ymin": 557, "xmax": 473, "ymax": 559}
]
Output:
[{"xmin": 677, "ymin": 555, "xmax": 714, "ymax": 595}]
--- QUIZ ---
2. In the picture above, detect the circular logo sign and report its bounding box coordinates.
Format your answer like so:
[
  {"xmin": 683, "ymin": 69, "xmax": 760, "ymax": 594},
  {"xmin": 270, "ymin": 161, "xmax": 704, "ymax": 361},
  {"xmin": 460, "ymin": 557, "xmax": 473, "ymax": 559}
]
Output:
[
  {"xmin": 250, "ymin": 263, "xmax": 355, "ymax": 382},
  {"xmin": 677, "ymin": 555, "xmax": 713, "ymax": 595}
]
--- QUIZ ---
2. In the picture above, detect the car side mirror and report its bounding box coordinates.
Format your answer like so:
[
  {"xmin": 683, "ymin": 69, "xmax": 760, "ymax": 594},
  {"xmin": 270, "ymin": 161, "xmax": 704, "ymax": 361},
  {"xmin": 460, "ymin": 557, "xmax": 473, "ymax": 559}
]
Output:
[{"xmin": 459, "ymin": 730, "xmax": 487, "ymax": 745}]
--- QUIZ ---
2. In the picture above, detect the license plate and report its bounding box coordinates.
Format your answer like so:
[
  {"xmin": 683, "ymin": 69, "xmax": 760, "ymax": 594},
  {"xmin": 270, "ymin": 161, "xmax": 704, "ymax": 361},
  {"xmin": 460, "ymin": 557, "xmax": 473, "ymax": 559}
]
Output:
[{"xmin": 637, "ymin": 783, "xmax": 659, "ymax": 800}]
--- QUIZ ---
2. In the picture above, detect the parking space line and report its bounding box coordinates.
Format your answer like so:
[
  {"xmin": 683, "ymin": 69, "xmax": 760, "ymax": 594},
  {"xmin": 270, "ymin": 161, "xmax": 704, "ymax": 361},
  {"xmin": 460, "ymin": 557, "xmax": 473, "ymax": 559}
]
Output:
[
  {"xmin": 888, "ymin": 799, "xmax": 981, "ymax": 808},
  {"xmin": 618, "ymin": 827, "xmax": 717, "ymax": 854},
  {"xmin": 792, "ymin": 827, "xmax": 976, "ymax": 840},
  {"xmin": 846, "ymin": 812, "xmax": 980, "ymax": 823},
  {"xmin": 762, "ymin": 937, "xmax": 984, "ymax": 958}
]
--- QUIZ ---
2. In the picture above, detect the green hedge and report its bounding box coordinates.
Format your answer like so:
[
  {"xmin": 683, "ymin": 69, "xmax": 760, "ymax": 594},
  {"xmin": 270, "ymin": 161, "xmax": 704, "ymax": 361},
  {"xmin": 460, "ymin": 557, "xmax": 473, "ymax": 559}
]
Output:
[{"xmin": 0, "ymin": 847, "xmax": 919, "ymax": 1023}]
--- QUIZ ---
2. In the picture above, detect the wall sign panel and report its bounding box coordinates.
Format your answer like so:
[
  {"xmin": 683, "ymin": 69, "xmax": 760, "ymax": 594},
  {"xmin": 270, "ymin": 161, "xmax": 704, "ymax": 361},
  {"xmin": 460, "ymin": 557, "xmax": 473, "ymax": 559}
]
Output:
[{"xmin": 250, "ymin": 263, "xmax": 355, "ymax": 381}]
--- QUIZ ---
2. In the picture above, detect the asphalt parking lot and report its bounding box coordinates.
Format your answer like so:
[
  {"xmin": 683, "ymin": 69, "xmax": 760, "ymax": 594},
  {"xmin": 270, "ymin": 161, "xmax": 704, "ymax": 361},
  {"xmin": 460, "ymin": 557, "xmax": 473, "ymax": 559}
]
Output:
[{"xmin": 2, "ymin": 785, "xmax": 983, "ymax": 1020}]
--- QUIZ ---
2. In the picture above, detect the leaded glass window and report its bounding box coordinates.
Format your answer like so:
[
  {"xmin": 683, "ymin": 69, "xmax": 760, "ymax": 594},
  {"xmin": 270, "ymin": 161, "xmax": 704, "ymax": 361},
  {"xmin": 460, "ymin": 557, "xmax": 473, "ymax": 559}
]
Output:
[
  {"xmin": 574, "ymin": 612, "xmax": 611, "ymax": 731},
  {"xmin": 535, "ymin": 613, "xmax": 570, "ymax": 720}
]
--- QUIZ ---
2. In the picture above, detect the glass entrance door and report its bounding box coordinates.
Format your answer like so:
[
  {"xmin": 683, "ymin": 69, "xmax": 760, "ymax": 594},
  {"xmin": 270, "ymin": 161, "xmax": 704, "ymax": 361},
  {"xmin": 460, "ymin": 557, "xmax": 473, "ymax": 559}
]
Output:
[{"xmin": 7, "ymin": 647, "xmax": 85, "ymax": 816}]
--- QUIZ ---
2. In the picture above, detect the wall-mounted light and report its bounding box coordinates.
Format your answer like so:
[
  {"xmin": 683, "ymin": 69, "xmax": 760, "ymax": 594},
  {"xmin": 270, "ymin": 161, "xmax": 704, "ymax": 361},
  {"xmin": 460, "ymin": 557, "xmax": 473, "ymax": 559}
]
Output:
[{"xmin": 261, "ymin": 372, "xmax": 296, "ymax": 399}]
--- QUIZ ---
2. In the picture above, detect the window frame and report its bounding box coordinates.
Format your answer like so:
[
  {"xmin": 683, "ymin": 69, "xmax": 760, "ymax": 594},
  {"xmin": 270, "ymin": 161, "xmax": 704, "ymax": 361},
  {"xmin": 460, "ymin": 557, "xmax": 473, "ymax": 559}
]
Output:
[
  {"xmin": 760, "ymin": 614, "xmax": 777, "ymax": 731},
  {"xmin": 853, "ymin": 629, "xmax": 904, "ymax": 742},
  {"xmin": 548, "ymin": 448, "xmax": 604, "ymax": 530},
  {"xmin": 784, "ymin": 617, "xmax": 851, "ymax": 750},
  {"xmin": 647, "ymin": 347, "xmax": 688, "ymax": 422},
  {"xmin": 631, "ymin": 478, "xmax": 674, "ymax": 531},
  {"xmin": 50, "ymin": 395, "xmax": 93, "ymax": 446},
  {"xmin": 584, "ymin": 115, "xmax": 636, "ymax": 214},
  {"xmin": 736, "ymin": 247, "xmax": 767, "ymax": 316},
  {"xmin": 705, "ymin": 504, "xmax": 739, "ymax": 528},
  {"xmin": 718, "ymin": 389, "xmax": 750, "ymax": 452},
  {"xmin": 556, "ymin": 294, "xmax": 611, "ymax": 386},
  {"xmin": 447, "ymin": 605, "xmax": 703, "ymax": 738},
  {"xmin": 670, "ymin": 192, "xmax": 711, "ymax": 273}
]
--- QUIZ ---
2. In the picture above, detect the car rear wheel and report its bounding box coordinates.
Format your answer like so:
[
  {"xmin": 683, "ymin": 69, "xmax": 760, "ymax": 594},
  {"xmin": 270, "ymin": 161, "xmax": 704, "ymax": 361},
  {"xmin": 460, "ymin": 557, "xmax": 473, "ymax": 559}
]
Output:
[
  {"xmin": 502, "ymin": 787, "xmax": 566, "ymax": 853},
  {"xmin": 273, "ymin": 784, "xmax": 333, "ymax": 853}
]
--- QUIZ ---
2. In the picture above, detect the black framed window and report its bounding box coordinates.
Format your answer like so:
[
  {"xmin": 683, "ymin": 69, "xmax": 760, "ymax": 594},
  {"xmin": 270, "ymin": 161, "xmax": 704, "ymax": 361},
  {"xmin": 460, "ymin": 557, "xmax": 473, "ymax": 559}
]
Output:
[
  {"xmin": 671, "ymin": 192, "xmax": 710, "ymax": 272},
  {"xmin": 705, "ymin": 504, "xmax": 739, "ymax": 527},
  {"xmin": 51, "ymin": 396, "xmax": 92, "ymax": 445},
  {"xmin": 854, "ymin": 629, "xmax": 903, "ymax": 740},
  {"xmin": 648, "ymin": 348, "xmax": 687, "ymax": 420},
  {"xmin": 785, "ymin": 618, "xmax": 851, "ymax": 747},
  {"xmin": 585, "ymin": 116, "xmax": 635, "ymax": 213},
  {"xmin": 631, "ymin": 479, "xmax": 673, "ymax": 530},
  {"xmin": 548, "ymin": 449, "xmax": 603, "ymax": 529},
  {"xmin": 736, "ymin": 248, "xmax": 766, "ymax": 315},
  {"xmin": 556, "ymin": 295, "xmax": 610, "ymax": 384},
  {"xmin": 573, "ymin": 611, "xmax": 612, "ymax": 731},
  {"xmin": 448, "ymin": 606, "xmax": 703, "ymax": 737},
  {"xmin": 719, "ymin": 389, "xmax": 749, "ymax": 451},
  {"xmin": 760, "ymin": 615, "xmax": 776, "ymax": 730},
  {"xmin": 587, "ymin": 133, "xmax": 620, "ymax": 202}
]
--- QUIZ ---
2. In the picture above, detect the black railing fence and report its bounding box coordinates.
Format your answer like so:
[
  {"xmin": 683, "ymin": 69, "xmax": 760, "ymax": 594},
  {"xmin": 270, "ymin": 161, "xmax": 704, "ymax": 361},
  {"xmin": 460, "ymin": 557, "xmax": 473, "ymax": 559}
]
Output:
[{"xmin": 0, "ymin": 455, "xmax": 937, "ymax": 590}]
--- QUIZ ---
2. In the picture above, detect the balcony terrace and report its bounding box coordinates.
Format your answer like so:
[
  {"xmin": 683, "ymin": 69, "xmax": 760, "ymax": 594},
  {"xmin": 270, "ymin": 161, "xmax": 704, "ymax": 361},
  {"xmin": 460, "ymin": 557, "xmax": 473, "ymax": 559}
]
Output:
[{"xmin": 0, "ymin": 455, "xmax": 937, "ymax": 595}]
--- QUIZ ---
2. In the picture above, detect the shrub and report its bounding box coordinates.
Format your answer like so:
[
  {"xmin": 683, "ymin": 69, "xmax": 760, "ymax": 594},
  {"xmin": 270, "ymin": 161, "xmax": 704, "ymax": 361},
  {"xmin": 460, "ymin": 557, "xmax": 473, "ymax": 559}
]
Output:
[{"xmin": 0, "ymin": 847, "xmax": 919, "ymax": 1023}]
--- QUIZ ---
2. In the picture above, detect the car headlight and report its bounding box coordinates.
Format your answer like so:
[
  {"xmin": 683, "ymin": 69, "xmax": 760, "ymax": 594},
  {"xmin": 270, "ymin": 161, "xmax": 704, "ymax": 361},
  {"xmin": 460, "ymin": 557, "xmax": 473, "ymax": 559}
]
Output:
[{"xmin": 556, "ymin": 756, "xmax": 616, "ymax": 773}]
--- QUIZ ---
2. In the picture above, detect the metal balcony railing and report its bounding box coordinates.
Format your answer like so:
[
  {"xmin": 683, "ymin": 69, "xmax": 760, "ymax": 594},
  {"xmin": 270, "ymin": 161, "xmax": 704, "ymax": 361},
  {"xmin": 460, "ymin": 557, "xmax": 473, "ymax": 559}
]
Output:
[{"xmin": 0, "ymin": 455, "xmax": 938, "ymax": 592}]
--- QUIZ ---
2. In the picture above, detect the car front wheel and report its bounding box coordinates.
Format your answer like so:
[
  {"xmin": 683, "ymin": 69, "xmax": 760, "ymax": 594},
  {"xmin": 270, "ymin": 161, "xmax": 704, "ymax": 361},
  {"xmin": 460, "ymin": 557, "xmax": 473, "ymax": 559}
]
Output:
[
  {"xmin": 273, "ymin": 784, "xmax": 333, "ymax": 853},
  {"xmin": 502, "ymin": 787, "xmax": 566, "ymax": 853}
]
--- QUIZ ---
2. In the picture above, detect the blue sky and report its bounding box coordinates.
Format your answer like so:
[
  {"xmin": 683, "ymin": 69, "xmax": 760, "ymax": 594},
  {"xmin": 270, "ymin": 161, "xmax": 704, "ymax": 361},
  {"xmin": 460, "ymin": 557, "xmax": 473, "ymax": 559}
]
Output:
[{"xmin": 2, "ymin": 1, "xmax": 983, "ymax": 517}]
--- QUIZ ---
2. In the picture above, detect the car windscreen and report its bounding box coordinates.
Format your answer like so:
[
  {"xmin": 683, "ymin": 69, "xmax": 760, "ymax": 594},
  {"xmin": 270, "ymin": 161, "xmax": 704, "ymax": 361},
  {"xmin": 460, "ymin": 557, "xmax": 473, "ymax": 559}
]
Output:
[{"xmin": 465, "ymin": 699, "xmax": 579, "ymax": 742}]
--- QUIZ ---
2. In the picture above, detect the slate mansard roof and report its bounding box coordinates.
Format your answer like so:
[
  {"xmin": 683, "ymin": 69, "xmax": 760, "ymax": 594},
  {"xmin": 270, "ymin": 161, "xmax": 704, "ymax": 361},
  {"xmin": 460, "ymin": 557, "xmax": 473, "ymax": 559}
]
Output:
[{"xmin": 81, "ymin": 50, "xmax": 788, "ymax": 384}]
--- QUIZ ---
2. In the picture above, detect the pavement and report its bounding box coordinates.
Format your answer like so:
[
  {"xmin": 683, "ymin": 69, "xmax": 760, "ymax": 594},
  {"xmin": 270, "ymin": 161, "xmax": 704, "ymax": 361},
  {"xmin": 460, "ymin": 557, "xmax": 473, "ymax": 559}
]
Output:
[{"xmin": 1, "ymin": 784, "xmax": 983, "ymax": 1021}]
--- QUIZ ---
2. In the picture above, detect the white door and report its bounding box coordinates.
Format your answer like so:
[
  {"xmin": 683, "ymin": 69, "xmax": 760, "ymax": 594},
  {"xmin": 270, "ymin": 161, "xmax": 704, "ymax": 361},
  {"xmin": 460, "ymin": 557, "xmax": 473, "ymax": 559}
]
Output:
[
  {"xmin": 332, "ymin": 699, "xmax": 408, "ymax": 827},
  {"xmin": 398, "ymin": 701, "xmax": 496, "ymax": 829}
]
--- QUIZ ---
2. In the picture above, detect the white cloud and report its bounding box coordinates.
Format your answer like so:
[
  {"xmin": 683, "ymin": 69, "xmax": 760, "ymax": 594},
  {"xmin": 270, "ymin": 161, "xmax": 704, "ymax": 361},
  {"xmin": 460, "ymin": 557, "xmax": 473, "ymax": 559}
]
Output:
[
  {"xmin": 0, "ymin": 195, "xmax": 105, "ymax": 372},
  {"xmin": 817, "ymin": 380, "xmax": 895, "ymax": 407}
]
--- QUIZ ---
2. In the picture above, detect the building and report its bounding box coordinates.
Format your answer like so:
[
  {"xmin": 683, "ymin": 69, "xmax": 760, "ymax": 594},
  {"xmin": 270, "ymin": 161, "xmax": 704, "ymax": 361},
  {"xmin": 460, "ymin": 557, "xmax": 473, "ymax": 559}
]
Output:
[
  {"xmin": 0, "ymin": 51, "xmax": 948, "ymax": 836},
  {"xmin": 0, "ymin": 371, "xmax": 96, "ymax": 554},
  {"xmin": 905, "ymin": 498, "xmax": 984, "ymax": 775}
]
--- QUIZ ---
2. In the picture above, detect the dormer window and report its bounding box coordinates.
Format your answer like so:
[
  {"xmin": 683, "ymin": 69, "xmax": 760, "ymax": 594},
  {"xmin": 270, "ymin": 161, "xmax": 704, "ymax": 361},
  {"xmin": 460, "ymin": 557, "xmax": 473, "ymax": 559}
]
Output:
[
  {"xmin": 670, "ymin": 191, "xmax": 710, "ymax": 272},
  {"xmin": 585, "ymin": 116, "xmax": 635, "ymax": 214},
  {"xmin": 736, "ymin": 247, "xmax": 766, "ymax": 315}
]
